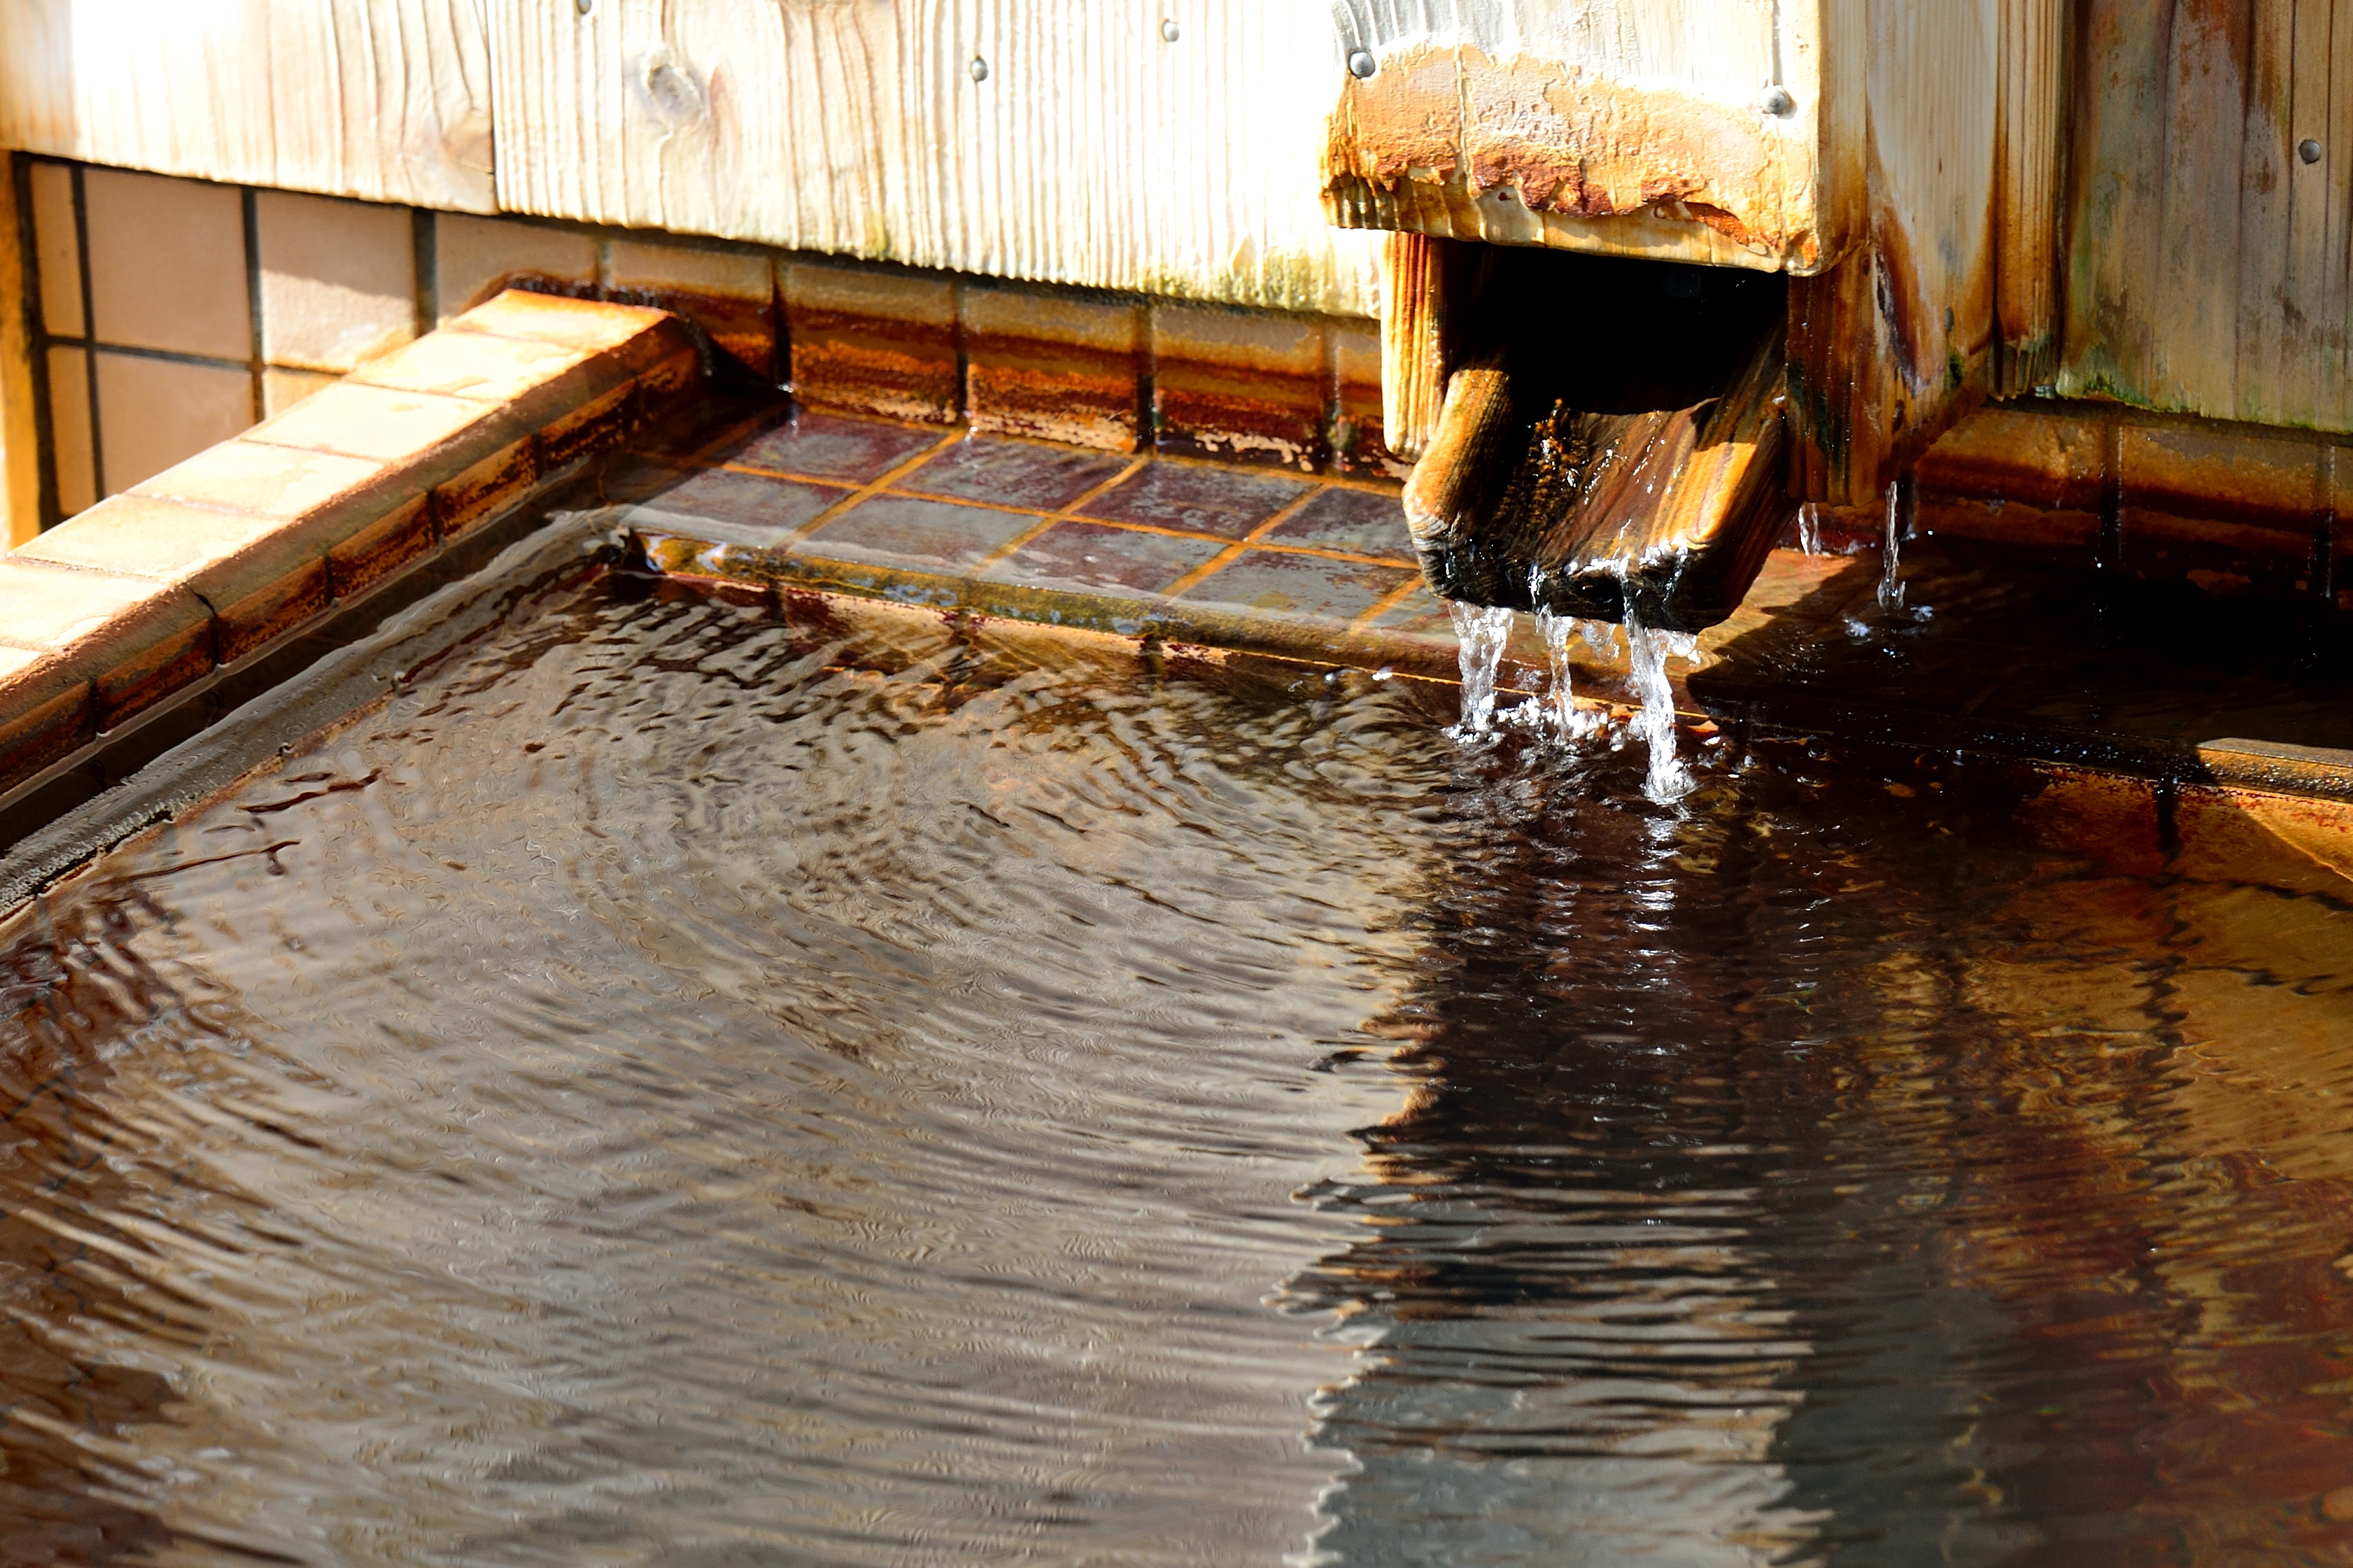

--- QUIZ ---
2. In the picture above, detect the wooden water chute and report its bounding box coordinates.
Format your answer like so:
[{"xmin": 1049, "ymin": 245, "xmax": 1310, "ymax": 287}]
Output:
[{"xmin": 1330, "ymin": 0, "xmax": 2065, "ymax": 631}]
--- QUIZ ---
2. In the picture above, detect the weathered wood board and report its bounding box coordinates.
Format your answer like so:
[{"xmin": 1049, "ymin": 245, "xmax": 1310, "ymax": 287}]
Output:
[
  {"xmin": 1323, "ymin": 0, "xmax": 1865, "ymax": 276},
  {"xmin": 485, "ymin": 0, "xmax": 1379, "ymax": 317},
  {"xmin": 0, "ymin": 0, "xmax": 497, "ymax": 213},
  {"xmin": 2059, "ymin": 0, "xmax": 2353, "ymax": 433}
]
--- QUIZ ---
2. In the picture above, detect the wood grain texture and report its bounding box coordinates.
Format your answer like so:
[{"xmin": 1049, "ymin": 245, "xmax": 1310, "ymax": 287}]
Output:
[
  {"xmin": 487, "ymin": 0, "xmax": 1378, "ymax": 317},
  {"xmin": 1789, "ymin": 0, "xmax": 2002, "ymax": 504},
  {"xmin": 2059, "ymin": 0, "xmax": 2353, "ymax": 431},
  {"xmin": 1379, "ymin": 232, "xmax": 1447, "ymax": 459},
  {"xmin": 0, "ymin": 0, "xmax": 495, "ymax": 213},
  {"xmin": 1325, "ymin": 0, "xmax": 1857, "ymax": 275},
  {"xmin": 1993, "ymin": 0, "xmax": 2068, "ymax": 394}
]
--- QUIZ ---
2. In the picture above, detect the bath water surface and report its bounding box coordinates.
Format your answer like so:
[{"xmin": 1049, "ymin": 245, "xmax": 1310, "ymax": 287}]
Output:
[{"xmin": 3, "ymin": 569, "xmax": 2352, "ymax": 1566}]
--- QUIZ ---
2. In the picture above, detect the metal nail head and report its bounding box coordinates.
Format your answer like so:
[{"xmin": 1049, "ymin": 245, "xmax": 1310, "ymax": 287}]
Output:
[
  {"xmin": 1348, "ymin": 49, "xmax": 1376, "ymax": 79},
  {"xmin": 969, "ymin": 56, "xmax": 989, "ymax": 82},
  {"xmin": 1760, "ymin": 85, "xmax": 1794, "ymax": 116},
  {"xmin": 1161, "ymin": 18, "xmax": 1179, "ymax": 42},
  {"xmin": 574, "ymin": 0, "xmax": 592, "ymax": 13},
  {"xmin": 2302, "ymin": 137, "xmax": 2323, "ymax": 164}
]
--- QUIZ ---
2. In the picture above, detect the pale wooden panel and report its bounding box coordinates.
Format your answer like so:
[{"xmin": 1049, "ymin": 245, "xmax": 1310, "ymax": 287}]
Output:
[
  {"xmin": 1993, "ymin": 0, "xmax": 2069, "ymax": 394},
  {"xmin": 487, "ymin": 0, "xmax": 1379, "ymax": 318},
  {"xmin": 0, "ymin": 0, "xmax": 495, "ymax": 213},
  {"xmin": 2059, "ymin": 0, "xmax": 2353, "ymax": 432},
  {"xmin": 1324, "ymin": 0, "xmax": 1855, "ymax": 275},
  {"xmin": 1790, "ymin": 0, "xmax": 2002, "ymax": 503}
]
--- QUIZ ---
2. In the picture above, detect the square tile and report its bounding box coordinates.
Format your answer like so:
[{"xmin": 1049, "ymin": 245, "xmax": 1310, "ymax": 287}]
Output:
[
  {"xmin": 1076, "ymin": 461, "xmax": 1307, "ymax": 539},
  {"xmin": 132, "ymin": 439, "xmax": 384, "ymax": 519},
  {"xmin": 624, "ymin": 469, "xmax": 850, "ymax": 547},
  {"xmin": 264, "ymin": 367, "xmax": 341, "ymax": 416},
  {"xmin": 797, "ymin": 494, "xmax": 1040, "ymax": 573},
  {"xmin": 962, "ymin": 285, "xmax": 1141, "ymax": 451},
  {"xmin": 981, "ymin": 520, "xmax": 1227, "ymax": 596},
  {"xmin": 353, "ymin": 328, "xmax": 592, "ymax": 404},
  {"xmin": 93, "ymin": 351, "xmax": 255, "ymax": 495},
  {"xmin": 1152, "ymin": 303, "xmax": 1326, "ymax": 469},
  {"xmin": 256, "ymin": 190, "xmax": 417, "ymax": 373},
  {"xmin": 28, "ymin": 161, "xmax": 83, "ymax": 338},
  {"xmin": 607, "ymin": 237, "xmax": 776, "ymax": 378},
  {"xmin": 84, "ymin": 168, "xmax": 250, "ymax": 359},
  {"xmin": 45, "ymin": 346, "xmax": 95, "ymax": 516},
  {"xmin": 726, "ymin": 410, "xmax": 944, "ymax": 483},
  {"xmin": 897, "ymin": 436, "xmax": 1130, "ymax": 512},
  {"xmin": 434, "ymin": 215, "xmax": 597, "ymax": 322},
  {"xmin": 1174, "ymin": 548, "xmax": 1415, "ymax": 622},
  {"xmin": 246, "ymin": 382, "xmax": 484, "ymax": 463},
  {"xmin": 1366, "ymin": 582, "xmax": 1456, "ymax": 637},
  {"xmin": 1258, "ymin": 486, "xmax": 1413, "ymax": 559},
  {"xmin": 782, "ymin": 262, "xmax": 959, "ymax": 423}
]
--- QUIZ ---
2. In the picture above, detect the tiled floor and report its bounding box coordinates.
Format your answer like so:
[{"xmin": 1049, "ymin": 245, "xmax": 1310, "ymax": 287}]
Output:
[
  {"xmin": 620, "ymin": 403, "xmax": 1437, "ymax": 660},
  {"xmin": 614, "ymin": 397, "xmax": 2353, "ymax": 795}
]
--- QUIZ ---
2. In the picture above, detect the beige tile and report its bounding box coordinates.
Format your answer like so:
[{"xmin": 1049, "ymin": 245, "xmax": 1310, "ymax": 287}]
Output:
[
  {"xmin": 44, "ymin": 347, "xmax": 95, "ymax": 516},
  {"xmin": 264, "ymin": 367, "xmax": 342, "ymax": 416},
  {"xmin": 133, "ymin": 439, "xmax": 384, "ymax": 519},
  {"xmin": 245, "ymin": 382, "xmax": 484, "ymax": 463},
  {"xmin": 93, "ymin": 352, "xmax": 255, "ymax": 496},
  {"xmin": 781, "ymin": 261, "xmax": 956, "ymax": 327},
  {"xmin": 28, "ymin": 161, "xmax": 83, "ymax": 338},
  {"xmin": 1151, "ymin": 304, "xmax": 1323, "ymax": 376},
  {"xmin": 255, "ymin": 190, "xmax": 417, "ymax": 373},
  {"xmin": 434, "ymin": 215, "xmax": 596, "ymax": 323},
  {"xmin": 84, "ymin": 168, "xmax": 250, "ymax": 359},
  {"xmin": 21, "ymin": 493, "xmax": 295, "ymax": 585},
  {"xmin": 0, "ymin": 553, "xmax": 213, "ymax": 726},
  {"xmin": 353, "ymin": 329, "xmax": 590, "ymax": 405},
  {"xmin": 451, "ymin": 290, "xmax": 672, "ymax": 354}
]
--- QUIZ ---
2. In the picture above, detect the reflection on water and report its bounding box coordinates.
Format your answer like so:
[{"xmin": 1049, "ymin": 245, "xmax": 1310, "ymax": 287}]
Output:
[{"xmin": 1, "ymin": 573, "xmax": 2351, "ymax": 1564}]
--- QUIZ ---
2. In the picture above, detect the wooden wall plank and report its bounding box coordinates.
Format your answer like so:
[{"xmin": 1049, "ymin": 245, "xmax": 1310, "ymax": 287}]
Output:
[
  {"xmin": 2060, "ymin": 0, "xmax": 2353, "ymax": 433},
  {"xmin": 0, "ymin": 0, "xmax": 496, "ymax": 213},
  {"xmin": 0, "ymin": 155, "xmax": 38, "ymax": 545},
  {"xmin": 486, "ymin": 0, "xmax": 1379, "ymax": 318},
  {"xmin": 1993, "ymin": 0, "xmax": 2068, "ymax": 394}
]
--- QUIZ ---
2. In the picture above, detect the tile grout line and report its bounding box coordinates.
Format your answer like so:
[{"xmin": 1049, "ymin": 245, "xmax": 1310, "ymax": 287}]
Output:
[
  {"xmin": 751, "ymin": 427, "xmax": 968, "ymax": 549},
  {"xmin": 1348, "ymin": 573, "xmax": 1436, "ymax": 634},
  {"xmin": 965, "ymin": 457, "xmax": 1152, "ymax": 574},
  {"xmin": 1154, "ymin": 483, "xmax": 1336, "ymax": 601}
]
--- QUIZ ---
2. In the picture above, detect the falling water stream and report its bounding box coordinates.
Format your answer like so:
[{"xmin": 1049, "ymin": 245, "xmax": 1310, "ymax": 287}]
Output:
[
  {"xmin": 5, "ymin": 567, "xmax": 2353, "ymax": 1564},
  {"xmin": 1447, "ymin": 600, "xmax": 1515, "ymax": 735},
  {"xmin": 1879, "ymin": 480, "xmax": 1908, "ymax": 609}
]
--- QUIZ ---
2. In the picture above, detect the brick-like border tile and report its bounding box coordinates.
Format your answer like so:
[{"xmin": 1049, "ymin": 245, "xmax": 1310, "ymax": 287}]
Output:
[{"xmin": 0, "ymin": 290, "xmax": 700, "ymax": 793}]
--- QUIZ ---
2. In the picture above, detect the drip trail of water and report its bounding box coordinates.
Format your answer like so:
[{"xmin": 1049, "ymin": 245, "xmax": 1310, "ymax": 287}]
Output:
[
  {"xmin": 1533, "ymin": 608, "xmax": 1589, "ymax": 738},
  {"xmin": 1877, "ymin": 481, "xmax": 1907, "ymax": 609},
  {"xmin": 1447, "ymin": 602, "xmax": 1515, "ymax": 736},
  {"xmin": 1798, "ymin": 502, "xmax": 1822, "ymax": 556},
  {"xmin": 1623, "ymin": 610, "xmax": 1696, "ymax": 802}
]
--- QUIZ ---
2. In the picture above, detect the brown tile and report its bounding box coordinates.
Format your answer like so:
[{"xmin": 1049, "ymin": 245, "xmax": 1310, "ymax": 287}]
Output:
[
  {"xmin": 17, "ymin": 494, "xmax": 330, "ymax": 664},
  {"xmin": 28, "ymin": 161, "xmax": 82, "ymax": 339},
  {"xmin": 796, "ymin": 494, "xmax": 1039, "ymax": 573},
  {"xmin": 2121, "ymin": 423, "xmax": 2321, "ymax": 526},
  {"xmin": 45, "ymin": 346, "xmax": 95, "ymax": 517},
  {"xmin": 1152, "ymin": 304, "xmax": 1325, "ymax": 470},
  {"xmin": 980, "ymin": 520, "xmax": 1225, "ymax": 596},
  {"xmin": 1327, "ymin": 320, "xmax": 1407, "ymax": 480},
  {"xmin": 434, "ymin": 215, "xmax": 598, "ymax": 323},
  {"xmin": 1919, "ymin": 404, "xmax": 2107, "ymax": 512},
  {"xmin": 263, "ymin": 368, "xmax": 341, "ymax": 416},
  {"xmin": 1174, "ymin": 547, "xmax": 1413, "ymax": 621},
  {"xmin": 961, "ymin": 286, "xmax": 1140, "ymax": 451},
  {"xmin": 537, "ymin": 379, "xmax": 637, "ymax": 469},
  {"xmin": 92, "ymin": 352, "xmax": 255, "ymax": 494},
  {"xmin": 781, "ymin": 263, "xmax": 959, "ymax": 423},
  {"xmin": 2121, "ymin": 510, "xmax": 2319, "ymax": 598},
  {"xmin": 435, "ymin": 435, "xmax": 537, "ymax": 540},
  {"xmin": 83, "ymin": 168, "xmax": 250, "ymax": 359},
  {"xmin": 329, "ymin": 494, "xmax": 434, "ymax": 599},
  {"xmin": 0, "ymin": 645, "xmax": 92, "ymax": 791},
  {"xmin": 607, "ymin": 238, "xmax": 776, "ymax": 379},
  {"xmin": 1258, "ymin": 486, "xmax": 1412, "ymax": 559},
  {"xmin": 0, "ymin": 555, "xmax": 213, "ymax": 726},
  {"xmin": 1075, "ymin": 461, "xmax": 1308, "ymax": 539},
  {"xmin": 1366, "ymin": 582, "xmax": 1458, "ymax": 637},
  {"xmin": 625, "ymin": 469, "xmax": 850, "ymax": 548},
  {"xmin": 245, "ymin": 382, "xmax": 485, "ymax": 465},
  {"xmin": 131, "ymin": 439, "xmax": 386, "ymax": 520},
  {"xmin": 726, "ymin": 408, "xmax": 945, "ymax": 483},
  {"xmin": 898, "ymin": 435, "xmax": 1130, "ymax": 512},
  {"xmin": 255, "ymin": 190, "xmax": 417, "ymax": 373}
]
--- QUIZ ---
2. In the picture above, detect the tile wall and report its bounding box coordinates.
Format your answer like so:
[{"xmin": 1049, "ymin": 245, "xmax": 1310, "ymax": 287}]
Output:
[{"xmin": 9, "ymin": 154, "xmax": 1401, "ymax": 537}]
